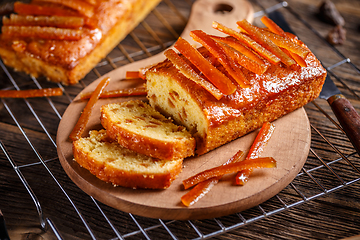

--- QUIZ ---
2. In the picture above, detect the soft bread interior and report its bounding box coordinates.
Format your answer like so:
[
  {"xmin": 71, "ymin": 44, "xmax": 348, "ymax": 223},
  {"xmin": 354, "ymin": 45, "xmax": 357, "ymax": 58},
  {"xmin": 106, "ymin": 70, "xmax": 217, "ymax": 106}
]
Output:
[
  {"xmin": 146, "ymin": 71, "xmax": 208, "ymax": 143},
  {"xmin": 102, "ymin": 101, "xmax": 191, "ymax": 142}
]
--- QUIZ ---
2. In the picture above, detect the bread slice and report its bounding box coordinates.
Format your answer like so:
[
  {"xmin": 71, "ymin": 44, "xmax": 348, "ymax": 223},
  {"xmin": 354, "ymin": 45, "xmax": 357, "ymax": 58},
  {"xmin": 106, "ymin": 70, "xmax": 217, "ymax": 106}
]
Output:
[
  {"xmin": 0, "ymin": 0, "xmax": 160, "ymax": 85},
  {"xmin": 100, "ymin": 100, "xmax": 196, "ymax": 160},
  {"xmin": 72, "ymin": 129, "xmax": 183, "ymax": 189},
  {"xmin": 146, "ymin": 37, "xmax": 327, "ymax": 155}
]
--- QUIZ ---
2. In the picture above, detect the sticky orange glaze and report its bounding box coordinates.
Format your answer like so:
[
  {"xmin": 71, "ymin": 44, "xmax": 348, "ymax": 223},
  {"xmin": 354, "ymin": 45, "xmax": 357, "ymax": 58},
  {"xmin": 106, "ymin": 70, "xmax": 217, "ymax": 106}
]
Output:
[
  {"xmin": 0, "ymin": 0, "xmax": 134, "ymax": 69},
  {"xmin": 152, "ymin": 45, "xmax": 326, "ymax": 127}
]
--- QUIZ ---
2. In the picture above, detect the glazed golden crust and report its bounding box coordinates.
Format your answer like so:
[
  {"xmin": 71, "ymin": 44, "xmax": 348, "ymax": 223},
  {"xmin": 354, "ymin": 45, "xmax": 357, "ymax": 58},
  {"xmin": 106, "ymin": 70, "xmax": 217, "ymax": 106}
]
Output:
[
  {"xmin": 72, "ymin": 130, "xmax": 183, "ymax": 189},
  {"xmin": 146, "ymin": 45, "xmax": 327, "ymax": 155},
  {"xmin": 100, "ymin": 101, "xmax": 196, "ymax": 160},
  {"xmin": 0, "ymin": 0, "xmax": 161, "ymax": 85}
]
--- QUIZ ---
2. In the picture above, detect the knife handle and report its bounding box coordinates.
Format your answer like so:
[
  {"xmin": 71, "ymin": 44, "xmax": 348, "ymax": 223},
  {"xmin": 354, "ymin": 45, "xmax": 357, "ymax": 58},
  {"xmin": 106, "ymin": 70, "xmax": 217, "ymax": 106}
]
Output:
[{"xmin": 328, "ymin": 94, "xmax": 360, "ymax": 155}]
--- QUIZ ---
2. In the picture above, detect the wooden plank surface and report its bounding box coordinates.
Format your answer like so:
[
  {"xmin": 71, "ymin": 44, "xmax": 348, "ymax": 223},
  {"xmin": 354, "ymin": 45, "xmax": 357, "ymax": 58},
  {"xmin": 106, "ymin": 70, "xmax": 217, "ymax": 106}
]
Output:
[{"xmin": 0, "ymin": 0, "xmax": 360, "ymax": 239}]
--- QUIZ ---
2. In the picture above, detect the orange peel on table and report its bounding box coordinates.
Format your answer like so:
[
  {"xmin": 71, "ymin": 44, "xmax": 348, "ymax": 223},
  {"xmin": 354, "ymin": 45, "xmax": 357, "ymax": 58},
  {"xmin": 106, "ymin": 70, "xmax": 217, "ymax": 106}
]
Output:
[
  {"xmin": 0, "ymin": 88, "xmax": 63, "ymax": 98},
  {"xmin": 182, "ymin": 157, "xmax": 276, "ymax": 190},
  {"xmin": 79, "ymin": 85, "xmax": 147, "ymax": 100},
  {"xmin": 69, "ymin": 77, "xmax": 110, "ymax": 141},
  {"xmin": 181, "ymin": 150, "xmax": 244, "ymax": 207},
  {"xmin": 236, "ymin": 122, "xmax": 275, "ymax": 185}
]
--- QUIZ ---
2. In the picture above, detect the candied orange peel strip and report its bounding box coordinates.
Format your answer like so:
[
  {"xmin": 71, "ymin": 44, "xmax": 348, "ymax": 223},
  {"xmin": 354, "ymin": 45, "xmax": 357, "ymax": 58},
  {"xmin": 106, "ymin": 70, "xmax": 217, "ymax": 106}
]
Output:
[
  {"xmin": 3, "ymin": 14, "xmax": 84, "ymax": 29},
  {"xmin": 211, "ymin": 35, "xmax": 267, "ymax": 68},
  {"xmin": 2, "ymin": 26, "xmax": 83, "ymax": 40},
  {"xmin": 237, "ymin": 19, "xmax": 296, "ymax": 67},
  {"xmin": 212, "ymin": 21, "xmax": 281, "ymax": 65},
  {"xmin": 181, "ymin": 177, "xmax": 218, "ymax": 207},
  {"xmin": 0, "ymin": 88, "xmax": 63, "ymax": 98},
  {"xmin": 281, "ymin": 47, "xmax": 307, "ymax": 68},
  {"xmin": 69, "ymin": 77, "xmax": 110, "ymax": 141},
  {"xmin": 14, "ymin": 2, "xmax": 79, "ymax": 17},
  {"xmin": 80, "ymin": 85, "xmax": 146, "ymax": 100},
  {"xmin": 125, "ymin": 71, "xmax": 143, "ymax": 79},
  {"xmin": 174, "ymin": 37, "xmax": 237, "ymax": 95},
  {"xmin": 236, "ymin": 122, "xmax": 275, "ymax": 185},
  {"xmin": 33, "ymin": 0, "xmax": 94, "ymax": 18},
  {"xmin": 261, "ymin": 16, "xmax": 287, "ymax": 37},
  {"xmin": 261, "ymin": 16, "xmax": 309, "ymax": 67},
  {"xmin": 183, "ymin": 157, "xmax": 276, "ymax": 190},
  {"xmin": 258, "ymin": 28, "xmax": 309, "ymax": 59},
  {"xmin": 181, "ymin": 150, "xmax": 244, "ymax": 207},
  {"xmin": 218, "ymin": 41, "xmax": 267, "ymax": 75},
  {"xmin": 164, "ymin": 48, "xmax": 224, "ymax": 100},
  {"xmin": 190, "ymin": 30, "xmax": 250, "ymax": 88}
]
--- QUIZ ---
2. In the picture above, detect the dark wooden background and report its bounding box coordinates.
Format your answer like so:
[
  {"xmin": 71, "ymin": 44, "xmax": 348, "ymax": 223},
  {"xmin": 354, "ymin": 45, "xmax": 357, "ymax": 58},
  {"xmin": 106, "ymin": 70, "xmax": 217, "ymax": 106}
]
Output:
[{"xmin": 1, "ymin": 0, "xmax": 360, "ymax": 239}]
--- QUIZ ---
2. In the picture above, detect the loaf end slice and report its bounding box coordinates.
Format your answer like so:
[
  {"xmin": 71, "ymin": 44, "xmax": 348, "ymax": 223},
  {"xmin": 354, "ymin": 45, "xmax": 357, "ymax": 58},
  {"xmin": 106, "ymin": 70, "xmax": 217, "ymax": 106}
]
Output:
[{"xmin": 73, "ymin": 129, "xmax": 183, "ymax": 189}]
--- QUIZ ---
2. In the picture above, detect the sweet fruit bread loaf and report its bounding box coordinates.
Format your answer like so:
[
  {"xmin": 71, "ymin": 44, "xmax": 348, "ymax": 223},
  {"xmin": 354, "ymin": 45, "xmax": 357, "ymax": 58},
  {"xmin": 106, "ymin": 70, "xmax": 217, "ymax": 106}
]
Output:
[
  {"xmin": 0, "ymin": 0, "xmax": 161, "ymax": 85},
  {"xmin": 145, "ymin": 18, "xmax": 327, "ymax": 155},
  {"xmin": 72, "ymin": 129, "xmax": 183, "ymax": 189},
  {"xmin": 100, "ymin": 100, "xmax": 196, "ymax": 160}
]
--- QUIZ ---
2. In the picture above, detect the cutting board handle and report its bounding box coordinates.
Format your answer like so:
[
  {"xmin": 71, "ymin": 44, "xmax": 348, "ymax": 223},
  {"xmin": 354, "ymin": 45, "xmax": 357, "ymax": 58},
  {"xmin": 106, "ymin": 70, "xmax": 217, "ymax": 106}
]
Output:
[{"xmin": 180, "ymin": 0, "xmax": 254, "ymax": 42}]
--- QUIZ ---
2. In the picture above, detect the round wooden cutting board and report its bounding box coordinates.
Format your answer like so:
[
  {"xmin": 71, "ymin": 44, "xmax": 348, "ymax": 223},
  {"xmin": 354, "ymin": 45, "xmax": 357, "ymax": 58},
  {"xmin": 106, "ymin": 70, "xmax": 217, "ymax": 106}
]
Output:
[{"xmin": 56, "ymin": 0, "xmax": 311, "ymax": 220}]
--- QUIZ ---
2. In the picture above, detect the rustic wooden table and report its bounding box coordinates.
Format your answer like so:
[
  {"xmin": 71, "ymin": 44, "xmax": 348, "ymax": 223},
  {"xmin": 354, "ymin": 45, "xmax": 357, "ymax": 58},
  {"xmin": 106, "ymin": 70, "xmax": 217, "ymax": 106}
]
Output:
[{"xmin": 0, "ymin": 0, "xmax": 360, "ymax": 239}]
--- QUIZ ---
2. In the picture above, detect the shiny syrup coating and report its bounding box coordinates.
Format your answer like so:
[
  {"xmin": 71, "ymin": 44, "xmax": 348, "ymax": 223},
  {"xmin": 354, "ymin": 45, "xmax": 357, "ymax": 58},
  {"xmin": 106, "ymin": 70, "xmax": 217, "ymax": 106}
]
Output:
[
  {"xmin": 0, "ymin": 0, "xmax": 134, "ymax": 69},
  {"xmin": 152, "ymin": 45, "xmax": 326, "ymax": 127}
]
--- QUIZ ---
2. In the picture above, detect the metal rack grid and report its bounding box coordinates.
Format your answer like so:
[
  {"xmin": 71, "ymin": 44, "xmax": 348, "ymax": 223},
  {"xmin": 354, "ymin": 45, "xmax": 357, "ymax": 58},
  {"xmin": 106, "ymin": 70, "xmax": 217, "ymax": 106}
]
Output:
[{"xmin": 0, "ymin": 0, "xmax": 359, "ymax": 239}]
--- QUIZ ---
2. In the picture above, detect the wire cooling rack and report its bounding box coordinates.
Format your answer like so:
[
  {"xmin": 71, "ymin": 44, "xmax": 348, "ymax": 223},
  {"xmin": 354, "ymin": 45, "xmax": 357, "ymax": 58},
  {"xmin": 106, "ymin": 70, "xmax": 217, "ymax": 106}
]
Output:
[{"xmin": 1, "ymin": 0, "xmax": 360, "ymax": 239}]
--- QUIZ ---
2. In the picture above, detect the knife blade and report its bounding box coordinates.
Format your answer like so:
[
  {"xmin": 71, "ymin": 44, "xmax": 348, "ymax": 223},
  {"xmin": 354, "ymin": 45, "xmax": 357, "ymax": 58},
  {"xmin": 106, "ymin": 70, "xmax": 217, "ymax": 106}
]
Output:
[
  {"xmin": 0, "ymin": 210, "xmax": 10, "ymax": 240},
  {"xmin": 268, "ymin": 10, "xmax": 360, "ymax": 155}
]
